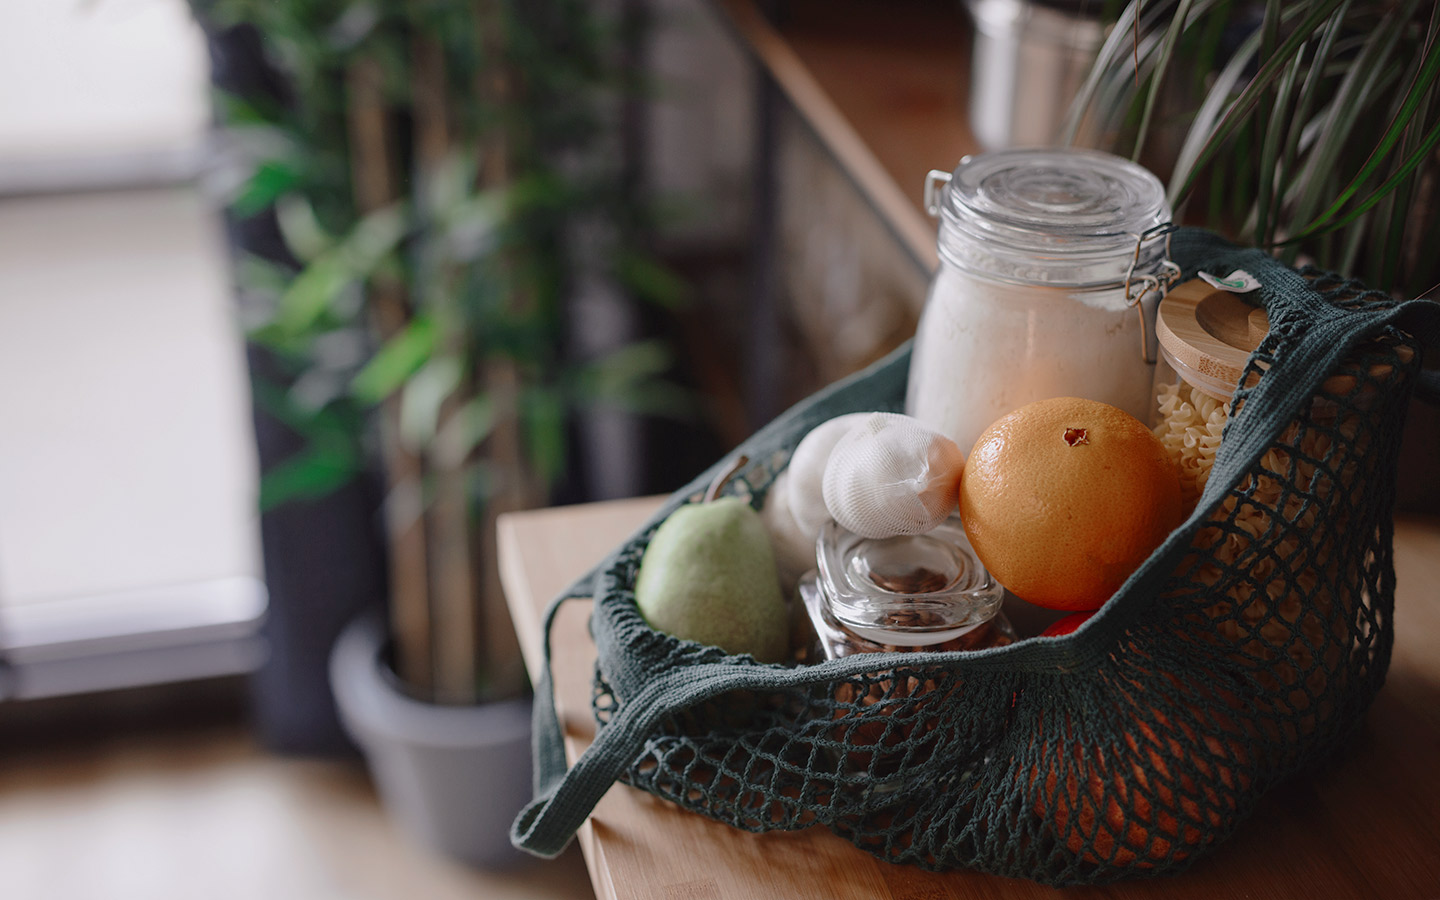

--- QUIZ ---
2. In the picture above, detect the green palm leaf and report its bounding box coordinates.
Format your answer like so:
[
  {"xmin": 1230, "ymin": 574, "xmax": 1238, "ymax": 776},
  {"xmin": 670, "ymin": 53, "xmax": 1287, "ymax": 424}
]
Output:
[{"xmin": 1073, "ymin": 0, "xmax": 1440, "ymax": 294}]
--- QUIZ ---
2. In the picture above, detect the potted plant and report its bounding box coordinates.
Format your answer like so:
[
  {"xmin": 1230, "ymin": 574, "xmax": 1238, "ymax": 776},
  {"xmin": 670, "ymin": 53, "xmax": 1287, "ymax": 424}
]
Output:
[
  {"xmin": 1069, "ymin": 0, "xmax": 1440, "ymax": 509},
  {"xmin": 1068, "ymin": 0, "xmax": 1438, "ymax": 293},
  {"xmin": 196, "ymin": 0, "xmax": 686, "ymax": 865}
]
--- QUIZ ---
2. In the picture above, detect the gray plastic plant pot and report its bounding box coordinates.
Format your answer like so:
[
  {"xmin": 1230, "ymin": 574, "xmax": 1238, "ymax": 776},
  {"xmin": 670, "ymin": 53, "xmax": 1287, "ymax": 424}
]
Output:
[{"xmin": 329, "ymin": 616, "xmax": 532, "ymax": 868}]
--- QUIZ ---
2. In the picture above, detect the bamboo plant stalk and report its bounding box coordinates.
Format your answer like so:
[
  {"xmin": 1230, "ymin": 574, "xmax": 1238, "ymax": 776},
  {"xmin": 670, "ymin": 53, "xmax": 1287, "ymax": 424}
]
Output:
[
  {"xmin": 345, "ymin": 55, "xmax": 435, "ymax": 697},
  {"xmin": 412, "ymin": 33, "xmax": 483, "ymax": 705},
  {"xmin": 204, "ymin": 0, "xmax": 681, "ymax": 706}
]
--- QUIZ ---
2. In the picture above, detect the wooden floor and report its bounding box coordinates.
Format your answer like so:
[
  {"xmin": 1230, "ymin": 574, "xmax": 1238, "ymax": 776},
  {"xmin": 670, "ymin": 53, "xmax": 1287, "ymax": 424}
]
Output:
[{"xmin": 0, "ymin": 684, "xmax": 594, "ymax": 900}]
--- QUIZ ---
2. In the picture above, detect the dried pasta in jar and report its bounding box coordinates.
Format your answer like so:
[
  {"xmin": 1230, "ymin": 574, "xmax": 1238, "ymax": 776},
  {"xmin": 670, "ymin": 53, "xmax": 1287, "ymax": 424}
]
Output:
[{"xmin": 1151, "ymin": 278, "xmax": 1407, "ymax": 743}]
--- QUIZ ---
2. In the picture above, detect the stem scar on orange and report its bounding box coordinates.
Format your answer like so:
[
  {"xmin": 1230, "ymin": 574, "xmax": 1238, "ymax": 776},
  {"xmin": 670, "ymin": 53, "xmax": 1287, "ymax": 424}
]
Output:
[{"xmin": 959, "ymin": 397, "xmax": 1183, "ymax": 611}]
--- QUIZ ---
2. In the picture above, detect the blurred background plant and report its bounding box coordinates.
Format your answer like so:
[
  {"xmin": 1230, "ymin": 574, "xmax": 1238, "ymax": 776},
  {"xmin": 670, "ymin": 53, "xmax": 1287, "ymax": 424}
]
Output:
[
  {"xmin": 194, "ymin": 0, "xmax": 693, "ymax": 705},
  {"xmin": 1069, "ymin": 0, "xmax": 1439, "ymax": 297}
]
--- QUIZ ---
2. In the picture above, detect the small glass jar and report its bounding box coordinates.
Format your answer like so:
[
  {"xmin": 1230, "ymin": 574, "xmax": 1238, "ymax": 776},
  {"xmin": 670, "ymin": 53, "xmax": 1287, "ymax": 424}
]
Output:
[
  {"xmin": 798, "ymin": 517, "xmax": 1013, "ymax": 785},
  {"xmin": 798, "ymin": 517, "xmax": 1015, "ymax": 660},
  {"xmin": 1150, "ymin": 279, "xmax": 1269, "ymax": 506},
  {"xmin": 907, "ymin": 148, "xmax": 1174, "ymax": 455}
]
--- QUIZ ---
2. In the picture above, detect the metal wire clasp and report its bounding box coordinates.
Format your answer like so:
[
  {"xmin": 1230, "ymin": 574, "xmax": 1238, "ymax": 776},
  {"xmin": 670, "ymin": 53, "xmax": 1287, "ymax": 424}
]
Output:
[
  {"xmin": 924, "ymin": 169, "xmax": 952, "ymax": 218},
  {"xmin": 1124, "ymin": 223, "xmax": 1181, "ymax": 363}
]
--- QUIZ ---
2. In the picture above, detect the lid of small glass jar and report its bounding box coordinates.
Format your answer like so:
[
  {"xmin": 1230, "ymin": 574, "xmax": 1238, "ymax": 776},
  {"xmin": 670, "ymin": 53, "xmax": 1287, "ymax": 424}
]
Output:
[
  {"xmin": 815, "ymin": 517, "xmax": 1004, "ymax": 646},
  {"xmin": 936, "ymin": 148, "xmax": 1171, "ymax": 287},
  {"xmin": 1156, "ymin": 278, "xmax": 1270, "ymax": 401}
]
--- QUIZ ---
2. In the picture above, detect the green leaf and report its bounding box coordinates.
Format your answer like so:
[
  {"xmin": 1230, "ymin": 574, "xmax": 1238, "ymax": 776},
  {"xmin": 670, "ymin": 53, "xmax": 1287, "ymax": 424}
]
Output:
[
  {"xmin": 274, "ymin": 256, "xmax": 352, "ymax": 335},
  {"xmin": 1168, "ymin": 26, "xmax": 1261, "ymax": 208},
  {"xmin": 1257, "ymin": 39, "xmax": 1306, "ymax": 245},
  {"xmin": 1276, "ymin": 4, "xmax": 1350, "ymax": 224},
  {"xmin": 251, "ymin": 377, "xmax": 366, "ymax": 442},
  {"xmin": 432, "ymin": 393, "xmax": 496, "ymax": 468},
  {"xmin": 1281, "ymin": 117, "xmax": 1440, "ymax": 243},
  {"xmin": 351, "ymin": 316, "xmax": 439, "ymax": 403},
  {"xmin": 249, "ymin": 379, "xmax": 315, "ymax": 435},
  {"xmin": 1169, "ymin": 0, "xmax": 1348, "ymax": 207},
  {"xmin": 1207, "ymin": 143, "xmax": 1228, "ymax": 230},
  {"xmin": 1340, "ymin": 208, "xmax": 1369, "ymax": 275},
  {"xmin": 1282, "ymin": 3, "xmax": 1414, "ymax": 244},
  {"xmin": 1231, "ymin": 119, "xmax": 1255, "ymax": 226},
  {"xmin": 574, "ymin": 341, "xmax": 698, "ymax": 421},
  {"xmin": 1295, "ymin": 20, "xmax": 1440, "ymax": 237},
  {"xmin": 1378, "ymin": 185, "xmax": 1409, "ymax": 291},
  {"xmin": 275, "ymin": 195, "xmax": 335, "ymax": 262},
  {"xmin": 615, "ymin": 251, "xmax": 689, "ymax": 310},
  {"xmin": 325, "ymin": 2, "xmax": 381, "ymax": 51},
  {"xmin": 1192, "ymin": 0, "xmax": 1235, "ymax": 97},
  {"xmin": 1132, "ymin": 0, "xmax": 1195, "ymax": 162},
  {"xmin": 438, "ymin": 193, "xmax": 503, "ymax": 263},
  {"xmin": 236, "ymin": 253, "xmax": 293, "ymax": 295},
  {"xmin": 258, "ymin": 441, "xmax": 362, "ymax": 511},
  {"xmin": 1063, "ymin": 0, "xmax": 1226, "ymax": 146},
  {"xmin": 268, "ymin": 204, "xmax": 410, "ymax": 339},
  {"xmin": 1062, "ymin": 0, "xmax": 1143, "ymax": 145},
  {"xmin": 582, "ymin": 340, "xmax": 672, "ymax": 395},
  {"xmin": 212, "ymin": 91, "xmax": 273, "ymax": 127},
  {"xmin": 341, "ymin": 204, "xmax": 410, "ymax": 272},
  {"xmin": 399, "ymin": 356, "xmax": 465, "ymax": 450},
  {"xmin": 421, "ymin": 150, "xmax": 479, "ymax": 221},
  {"xmin": 233, "ymin": 160, "xmax": 302, "ymax": 218}
]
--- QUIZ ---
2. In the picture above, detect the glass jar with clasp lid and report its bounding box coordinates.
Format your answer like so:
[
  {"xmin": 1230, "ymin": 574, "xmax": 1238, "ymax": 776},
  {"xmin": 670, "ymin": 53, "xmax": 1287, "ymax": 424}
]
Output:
[{"xmin": 907, "ymin": 148, "xmax": 1180, "ymax": 454}]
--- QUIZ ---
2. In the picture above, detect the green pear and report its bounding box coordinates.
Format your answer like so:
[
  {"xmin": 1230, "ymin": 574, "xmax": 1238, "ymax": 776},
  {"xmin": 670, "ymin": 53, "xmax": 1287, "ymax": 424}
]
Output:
[{"xmin": 635, "ymin": 497, "xmax": 790, "ymax": 663}]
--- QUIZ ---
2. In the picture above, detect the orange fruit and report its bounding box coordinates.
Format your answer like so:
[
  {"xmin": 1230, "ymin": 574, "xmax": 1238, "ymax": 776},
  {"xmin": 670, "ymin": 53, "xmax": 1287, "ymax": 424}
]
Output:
[
  {"xmin": 959, "ymin": 397, "xmax": 1183, "ymax": 611},
  {"xmin": 1033, "ymin": 702, "xmax": 1251, "ymax": 869}
]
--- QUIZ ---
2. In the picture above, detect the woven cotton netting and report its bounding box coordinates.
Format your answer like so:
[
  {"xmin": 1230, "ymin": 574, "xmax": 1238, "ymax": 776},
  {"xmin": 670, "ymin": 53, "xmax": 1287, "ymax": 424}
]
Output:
[
  {"xmin": 582, "ymin": 269, "xmax": 1423, "ymax": 886},
  {"xmin": 509, "ymin": 233, "xmax": 1438, "ymax": 885}
]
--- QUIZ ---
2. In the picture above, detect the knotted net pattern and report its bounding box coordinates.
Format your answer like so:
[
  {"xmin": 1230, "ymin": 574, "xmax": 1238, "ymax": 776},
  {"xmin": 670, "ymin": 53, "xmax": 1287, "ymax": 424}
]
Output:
[{"xmin": 514, "ymin": 231, "xmax": 1435, "ymax": 886}]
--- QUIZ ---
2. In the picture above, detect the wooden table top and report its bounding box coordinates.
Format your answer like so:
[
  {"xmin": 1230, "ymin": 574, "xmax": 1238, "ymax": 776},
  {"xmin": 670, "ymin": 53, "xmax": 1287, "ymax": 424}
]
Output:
[{"xmin": 498, "ymin": 497, "xmax": 1440, "ymax": 899}]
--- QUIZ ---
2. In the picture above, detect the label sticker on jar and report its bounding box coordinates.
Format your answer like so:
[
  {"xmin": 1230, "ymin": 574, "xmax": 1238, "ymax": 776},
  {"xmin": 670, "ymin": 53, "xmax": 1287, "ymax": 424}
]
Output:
[{"xmin": 1199, "ymin": 269, "xmax": 1261, "ymax": 293}]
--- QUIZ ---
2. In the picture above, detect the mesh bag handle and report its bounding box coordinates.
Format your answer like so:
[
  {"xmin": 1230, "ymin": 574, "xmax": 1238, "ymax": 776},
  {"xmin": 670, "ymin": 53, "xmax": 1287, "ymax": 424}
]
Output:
[
  {"xmin": 513, "ymin": 229, "xmax": 1440, "ymax": 873},
  {"xmin": 514, "ymin": 341, "xmax": 915, "ymax": 855}
]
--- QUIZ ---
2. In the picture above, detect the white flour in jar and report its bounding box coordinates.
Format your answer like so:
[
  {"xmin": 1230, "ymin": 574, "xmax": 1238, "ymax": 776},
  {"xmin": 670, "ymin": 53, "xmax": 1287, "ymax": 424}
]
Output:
[{"xmin": 906, "ymin": 264, "xmax": 1155, "ymax": 456}]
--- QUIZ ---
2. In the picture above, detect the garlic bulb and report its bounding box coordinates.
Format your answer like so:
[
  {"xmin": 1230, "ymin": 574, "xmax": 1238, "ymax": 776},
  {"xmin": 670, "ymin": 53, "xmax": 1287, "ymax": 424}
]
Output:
[
  {"xmin": 822, "ymin": 412, "xmax": 965, "ymax": 539},
  {"xmin": 785, "ymin": 413, "xmax": 872, "ymax": 537},
  {"xmin": 759, "ymin": 469, "xmax": 817, "ymax": 592},
  {"xmin": 761, "ymin": 413, "xmax": 875, "ymax": 591}
]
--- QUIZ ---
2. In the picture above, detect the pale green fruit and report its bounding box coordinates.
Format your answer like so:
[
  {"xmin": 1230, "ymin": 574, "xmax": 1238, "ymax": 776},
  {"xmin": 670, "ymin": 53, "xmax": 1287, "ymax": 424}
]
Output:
[{"xmin": 635, "ymin": 497, "xmax": 789, "ymax": 663}]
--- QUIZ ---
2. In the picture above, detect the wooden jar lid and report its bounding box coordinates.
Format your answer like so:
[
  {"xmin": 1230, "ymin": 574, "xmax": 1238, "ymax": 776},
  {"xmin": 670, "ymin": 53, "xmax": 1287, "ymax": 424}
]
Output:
[{"xmin": 1155, "ymin": 278, "xmax": 1270, "ymax": 401}]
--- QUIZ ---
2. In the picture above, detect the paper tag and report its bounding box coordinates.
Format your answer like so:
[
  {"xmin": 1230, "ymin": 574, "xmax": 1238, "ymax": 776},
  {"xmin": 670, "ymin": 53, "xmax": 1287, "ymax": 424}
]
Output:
[{"xmin": 1198, "ymin": 269, "xmax": 1261, "ymax": 293}]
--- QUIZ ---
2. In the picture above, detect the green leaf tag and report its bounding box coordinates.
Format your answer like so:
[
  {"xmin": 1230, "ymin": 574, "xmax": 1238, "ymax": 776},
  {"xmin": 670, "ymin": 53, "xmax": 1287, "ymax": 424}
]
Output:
[{"xmin": 1198, "ymin": 270, "xmax": 1261, "ymax": 293}]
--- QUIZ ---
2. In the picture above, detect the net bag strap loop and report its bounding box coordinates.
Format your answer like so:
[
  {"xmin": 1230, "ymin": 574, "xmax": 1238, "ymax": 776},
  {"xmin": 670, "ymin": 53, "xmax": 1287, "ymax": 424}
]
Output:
[
  {"xmin": 513, "ymin": 660, "xmax": 761, "ymax": 857},
  {"xmin": 514, "ymin": 343, "xmax": 913, "ymax": 855},
  {"xmin": 514, "ymin": 632, "xmax": 1055, "ymax": 857}
]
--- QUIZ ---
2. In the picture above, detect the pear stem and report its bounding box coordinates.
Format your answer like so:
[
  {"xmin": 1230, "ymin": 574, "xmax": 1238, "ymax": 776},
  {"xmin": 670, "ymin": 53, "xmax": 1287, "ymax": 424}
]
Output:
[{"xmin": 704, "ymin": 454, "xmax": 750, "ymax": 503}]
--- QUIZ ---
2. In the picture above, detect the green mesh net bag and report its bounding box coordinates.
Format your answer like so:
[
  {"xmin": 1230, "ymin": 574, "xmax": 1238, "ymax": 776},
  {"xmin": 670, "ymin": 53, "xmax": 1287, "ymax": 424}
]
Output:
[{"xmin": 511, "ymin": 229, "xmax": 1440, "ymax": 885}]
